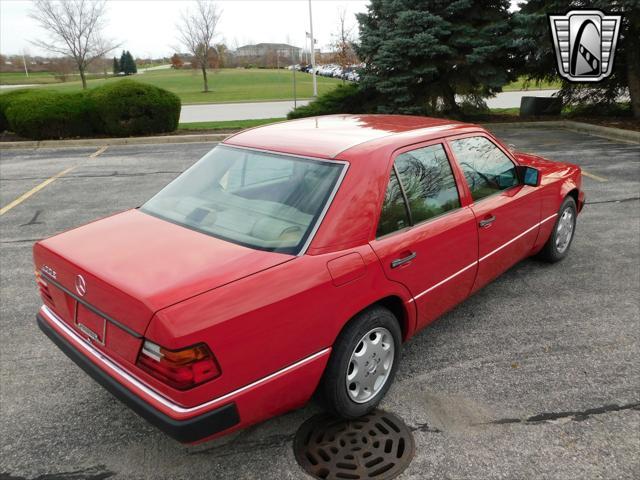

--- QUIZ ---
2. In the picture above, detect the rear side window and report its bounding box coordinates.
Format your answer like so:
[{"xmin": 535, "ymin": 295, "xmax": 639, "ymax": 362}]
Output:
[
  {"xmin": 376, "ymin": 143, "xmax": 460, "ymax": 237},
  {"xmin": 394, "ymin": 144, "xmax": 460, "ymax": 224},
  {"xmin": 449, "ymin": 136, "xmax": 518, "ymax": 201},
  {"xmin": 377, "ymin": 169, "xmax": 410, "ymax": 237}
]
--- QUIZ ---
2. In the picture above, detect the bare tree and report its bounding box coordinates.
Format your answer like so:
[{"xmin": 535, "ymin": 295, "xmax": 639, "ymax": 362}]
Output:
[
  {"xmin": 332, "ymin": 8, "xmax": 356, "ymax": 84},
  {"xmin": 29, "ymin": 0, "xmax": 118, "ymax": 89},
  {"xmin": 176, "ymin": 1, "xmax": 222, "ymax": 93}
]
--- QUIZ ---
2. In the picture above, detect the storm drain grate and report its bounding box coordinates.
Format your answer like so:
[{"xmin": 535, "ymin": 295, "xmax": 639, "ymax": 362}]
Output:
[{"xmin": 293, "ymin": 410, "xmax": 415, "ymax": 480}]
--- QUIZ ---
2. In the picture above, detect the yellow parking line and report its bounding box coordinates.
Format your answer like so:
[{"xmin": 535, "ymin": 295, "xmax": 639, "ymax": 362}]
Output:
[
  {"xmin": 0, "ymin": 146, "xmax": 108, "ymax": 217},
  {"xmin": 582, "ymin": 170, "xmax": 608, "ymax": 182},
  {"xmin": 0, "ymin": 166, "xmax": 75, "ymax": 216},
  {"xmin": 90, "ymin": 146, "xmax": 108, "ymax": 158}
]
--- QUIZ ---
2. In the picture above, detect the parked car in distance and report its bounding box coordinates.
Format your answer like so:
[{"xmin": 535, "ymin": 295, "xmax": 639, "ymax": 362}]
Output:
[{"xmin": 34, "ymin": 115, "xmax": 584, "ymax": 444}]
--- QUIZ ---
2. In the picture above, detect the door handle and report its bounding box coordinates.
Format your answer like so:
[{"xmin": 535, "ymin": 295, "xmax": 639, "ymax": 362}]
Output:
[
  {"xmin": 479, "ymin": 215, "xmax": 496, "ymax": 228},
  {"xmin": 391, "ymin": 252, "xmax": 417, "ymax": 268}
]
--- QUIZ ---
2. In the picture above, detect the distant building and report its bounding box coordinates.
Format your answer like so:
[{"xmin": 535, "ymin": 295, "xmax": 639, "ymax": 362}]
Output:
[{"xmin": 236, "ymin": 43, "xmax": 301, "ymax": 58}]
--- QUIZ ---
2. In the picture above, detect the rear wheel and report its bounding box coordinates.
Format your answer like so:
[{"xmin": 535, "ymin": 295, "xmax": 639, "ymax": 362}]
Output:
[
  {"xmin": 537, "ymin": 196, "xmax": 577, "ymax": 263},
  {"xmin": 321, "ymin": 306, "xmax": 401, "ymax": 418}
]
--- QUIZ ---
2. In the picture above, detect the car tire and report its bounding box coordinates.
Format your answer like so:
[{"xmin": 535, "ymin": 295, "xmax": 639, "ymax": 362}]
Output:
[
  {"xmin": 537, "ymin": 196, "xmax": 577, "ymax": 263},
  {"xmin": 320, "ymin": 305, "xmax": 401, "ymax": 419}
]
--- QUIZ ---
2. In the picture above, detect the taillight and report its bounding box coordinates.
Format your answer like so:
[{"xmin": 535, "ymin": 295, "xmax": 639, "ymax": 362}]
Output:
[
  {"xmin": 35, "ymin": 270, "xmax": 54, "ymax": 306},
  {"xmin": 136, "ymin": 340, "xmax": 221, "ymax": 390}
]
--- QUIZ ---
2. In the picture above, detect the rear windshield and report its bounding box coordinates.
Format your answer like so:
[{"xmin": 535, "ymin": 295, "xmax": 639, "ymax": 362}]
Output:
[{"xmin": 141, "ymin": 145, "xmax": 345, "ymax": 254}]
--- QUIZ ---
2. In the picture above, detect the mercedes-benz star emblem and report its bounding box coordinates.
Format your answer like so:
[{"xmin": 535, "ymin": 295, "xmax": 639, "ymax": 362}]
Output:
[{"xmin": 75, "ymin": 274, "xmax": 87, "ymax": 297}]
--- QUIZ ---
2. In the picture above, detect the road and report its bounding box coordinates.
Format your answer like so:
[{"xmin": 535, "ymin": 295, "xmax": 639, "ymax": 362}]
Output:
[
  {"xmin": 178, "ymin": 90, "xmax": 559, "ymax": 122},
  {"xmin": 0, "ymin": 126, "xmax": 638, "ymax": 479}
]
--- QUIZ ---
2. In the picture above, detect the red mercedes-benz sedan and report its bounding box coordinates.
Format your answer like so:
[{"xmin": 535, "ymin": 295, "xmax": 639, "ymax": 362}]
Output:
[{"xmin": 34, "ymin": 115, "xmax": 584, "ymax": 443}]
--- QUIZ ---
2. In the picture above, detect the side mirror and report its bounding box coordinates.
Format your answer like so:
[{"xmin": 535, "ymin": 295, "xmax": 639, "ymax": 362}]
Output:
[{"xmin": 517, "ymin": 166, "xmax": 540, "ymax": 187}]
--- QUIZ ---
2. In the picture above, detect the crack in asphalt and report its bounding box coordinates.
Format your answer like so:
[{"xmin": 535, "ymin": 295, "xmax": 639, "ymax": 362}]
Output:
[
  {"xmin": 0, "ymin": 465, "xmax": 115, "ymax": 480},
  {"xmin": 19, "ymin": 210, "xmax": 43, "ymax": 227},
  {"xmin": 482, "ymin": 401, "xmax": 640, "ymax": 426},
  {"xmin": 409, "ymin": 422, "xmax": 442, "ymax": 433},
  {"xmin": 0, "ymin": 238, "xmax": 41, "ymax": 244},
  {"xmin": 585, "ymin": 197, "xmax": 640, "ymax": 205}
]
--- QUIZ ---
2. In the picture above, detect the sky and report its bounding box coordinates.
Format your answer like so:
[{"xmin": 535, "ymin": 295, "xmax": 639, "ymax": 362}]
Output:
[
  {"xmin": 1, "ymin": 0, "xmax": 520, "ymax": 59},
  {"xmin": 0, "ymin": 0, "xmax": 370, "ymax": 58}
]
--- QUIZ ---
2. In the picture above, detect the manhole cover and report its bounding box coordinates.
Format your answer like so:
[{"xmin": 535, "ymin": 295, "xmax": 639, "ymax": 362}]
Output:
[{"xmin": 294, "ymin": 410, "xmax": 415, "ymax": 480}]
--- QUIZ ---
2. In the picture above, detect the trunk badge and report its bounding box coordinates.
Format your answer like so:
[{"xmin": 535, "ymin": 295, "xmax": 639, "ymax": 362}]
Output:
[{"xmin": 75, "ymin": 275, "xmax": 87, "ymax": 296}]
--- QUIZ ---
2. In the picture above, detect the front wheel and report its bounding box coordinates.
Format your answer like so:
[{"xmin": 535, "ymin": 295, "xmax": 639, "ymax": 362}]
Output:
[
  {"xmin": 537, "ymin": 196, "xmax": 577, "ymax": 263},
  {"xmin": 320, "ymin": 306, "xmax": 401, "ymax": 418}
]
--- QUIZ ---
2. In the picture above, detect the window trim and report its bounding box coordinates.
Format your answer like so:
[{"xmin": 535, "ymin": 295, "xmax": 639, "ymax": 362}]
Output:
[
  {"xmin": 393, "ymin": 164, "xmax": 414, "ymax": 226},
  {"xmin": 375, "ymin": 140, "xmax": 465, "ymax": 239}
]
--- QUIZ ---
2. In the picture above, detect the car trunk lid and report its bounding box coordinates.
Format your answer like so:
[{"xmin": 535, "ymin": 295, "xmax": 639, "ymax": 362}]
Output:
[{"xmin": 34, "ymin": 209, "xmax": 294, "ymax": 352}]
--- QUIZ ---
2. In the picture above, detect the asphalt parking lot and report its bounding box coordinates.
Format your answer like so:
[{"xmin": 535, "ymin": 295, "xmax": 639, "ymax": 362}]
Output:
[{"xmin": 1, "ymin": 126, "xmax": 638, "ymax": 479}]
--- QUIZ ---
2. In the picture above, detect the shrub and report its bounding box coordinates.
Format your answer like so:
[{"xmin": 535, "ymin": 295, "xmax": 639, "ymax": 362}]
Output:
[
  {"xmin": 287, "ymin": 83, "xmax": 378, "ymax": 119},
  {"xmin": 89, "ymin": 80, "xmax": 181, "ymax": 136},
  {"xmin": 565, "ymin": 102, "xmax": 632, "ymax": 118},
  {"xmin": 4, "ymin": 90, "xmax": 94, "ymax": 140},
  {"xmin": 0, "ymin": 89, "xmax": 34, "ymax": 132}
]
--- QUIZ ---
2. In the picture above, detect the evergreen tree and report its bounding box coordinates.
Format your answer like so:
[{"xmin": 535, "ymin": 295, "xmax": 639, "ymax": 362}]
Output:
[
  {"xmin": 128, "ymin": 51, "xmax": 138, "ymax": 74},
  {"xmin": 119, "ymin": 50, "xmax": 128, "ymax": 75},
  {"xmin": 118, "ymin": 51, "xmax": 138, "ymax": 75},
  {"xmin": 514, "ymin": 0, "xmax": 639, "ymax": 118},
  {"xmin": 356, "ymin": 0, "xmax": 519, "ymax": 114},
  {"xmin": 112, "ymin": 57, "xmax": 120, "ymax": 74}
]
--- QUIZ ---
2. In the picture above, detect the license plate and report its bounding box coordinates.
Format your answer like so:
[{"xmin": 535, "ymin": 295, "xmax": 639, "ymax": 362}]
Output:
[{"xmin": 75, "ymin": 303, "xmax": 106, "ymax": 345}]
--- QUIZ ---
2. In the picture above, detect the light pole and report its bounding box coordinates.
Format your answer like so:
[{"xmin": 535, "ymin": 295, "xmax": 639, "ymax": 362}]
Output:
[
  {"xmin": 22, "ymin": 53, "xmax": 29, "ymax": 78},
  {"xmin": 308, "ymin": 0, "xmax": 317, "ymax": 96},
  {"xmin": 291, "ymin": 48, "xmax": 297, "ymax": 109}
]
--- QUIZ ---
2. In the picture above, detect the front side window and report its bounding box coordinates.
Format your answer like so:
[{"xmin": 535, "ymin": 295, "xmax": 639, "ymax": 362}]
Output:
[
  {"xmin": 449, "ymin": 136, "xmax": 518, "ymax": 201},
  {"xmin": 141, "ymin": 145, "xmax": 344, "ymax": 254},
  {"xmin": 376, "ymin": 143, "xmax": 461, "ymax": 237}
]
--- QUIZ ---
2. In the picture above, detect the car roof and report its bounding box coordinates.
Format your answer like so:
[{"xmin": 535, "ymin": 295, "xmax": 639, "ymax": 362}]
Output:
[{"xmin": 223, "ymin": 114, "xmax": 476, "ymax": 159}]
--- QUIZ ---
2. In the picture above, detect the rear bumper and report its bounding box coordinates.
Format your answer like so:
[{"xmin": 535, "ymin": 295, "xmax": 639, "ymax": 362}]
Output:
[
  {"xmin": 37, "ymin": 311, "xmax": 239, "ymax": 443},
  {"xmin": 36, "ymin": 305, "xmax": 331, "ymax": 444}
]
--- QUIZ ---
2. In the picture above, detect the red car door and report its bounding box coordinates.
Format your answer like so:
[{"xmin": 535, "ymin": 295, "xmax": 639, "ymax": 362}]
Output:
[
  {"xmin": 447, "ymin": 135, "xmax": 541, "ymax": 291},
  {"xmin": 370, "ymin": 141, "xmax": 478, "ymax": 331}
]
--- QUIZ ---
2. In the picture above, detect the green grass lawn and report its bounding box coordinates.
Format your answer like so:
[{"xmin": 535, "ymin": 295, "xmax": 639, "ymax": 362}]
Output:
[
  {"xmin": 2, "ymin": 68, "xmax": 343, "ymax": 104},
  {"xmin": 2, "ymin": 69, "xmax": 558, "ymax": 103},
  {"xmin": 0, "ymin": 71, "xmax": 117, "ymax": 85},
  {"xmin": 503, "ymin": 76, "xmax": 561, "ymax": 91},
  {"xmin": 178, "ymin": 118, "xmax": 285, "ymax": 130},
  {"xmin": 0, "ymin": 71, "xmax": 62, "ymax": 85}
]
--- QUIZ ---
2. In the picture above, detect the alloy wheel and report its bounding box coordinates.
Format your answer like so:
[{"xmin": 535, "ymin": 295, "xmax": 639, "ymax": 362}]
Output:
[
  {"xmin": 556, "ymin": 207, "xmax": 575, "ymax": 254},
  {"xmin": 345, "ymin": 327, "xmax": 395, "ymax": 404}
]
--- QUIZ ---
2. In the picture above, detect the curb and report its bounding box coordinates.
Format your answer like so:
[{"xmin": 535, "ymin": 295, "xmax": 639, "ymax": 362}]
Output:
[
  {"xmin": 1, "ymin": 120, "xmax": 637, "ymax": 150},
  {"xmin": 0, "ymin": 133, "xmax": 230, "ymax": 150},
  {"xmin": 482, "ymin": 120, "xmax": 640, "ymax": 144}
]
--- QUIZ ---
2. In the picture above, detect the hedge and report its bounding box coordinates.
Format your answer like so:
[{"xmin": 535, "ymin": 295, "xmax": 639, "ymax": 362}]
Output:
[
  {"xmin": 0, "ymin": 89, "xmax": 35, "ymax": 132},
  {"xmin": 287, "ymin": 83, "xmax": 378, "ymax": 119},
  {"xmin": 4, "ymin": 90, "xmax": 94, "ymax": 140},
  {"xmin": 0, "ymin": 80, "xmax": 181, "ymax": 139},
  {"xmin": 89, "ymin": 80, "xmax": 181, "ymax": 136}
]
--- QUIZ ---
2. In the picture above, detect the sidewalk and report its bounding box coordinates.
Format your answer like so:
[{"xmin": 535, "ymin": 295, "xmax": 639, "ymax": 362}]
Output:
[
  {"xmin": 178, "ymin": 90, "xmax": 560, "ymax": 122},
  {"xmin": 180, "ymin": 100, "xmax": 311, "ymax": 122}
]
